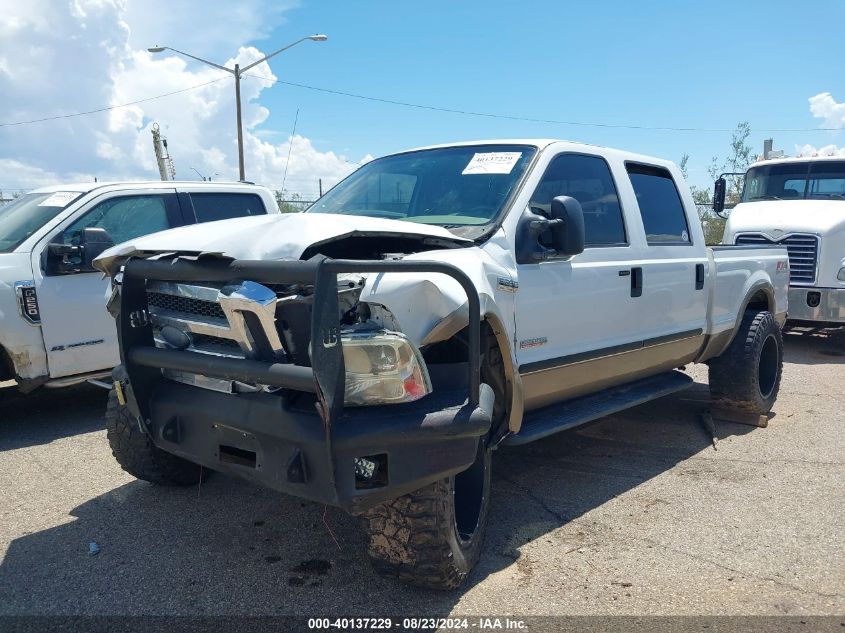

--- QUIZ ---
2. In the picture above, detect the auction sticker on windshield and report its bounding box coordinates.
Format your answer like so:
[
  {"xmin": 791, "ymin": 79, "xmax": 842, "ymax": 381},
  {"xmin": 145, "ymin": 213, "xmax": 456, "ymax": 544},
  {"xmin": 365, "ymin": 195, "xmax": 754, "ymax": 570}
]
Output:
[
  {"xmin": 38, "ymin": 192, "xmax": 79, "ymax": 207},
  {"xmin": 462, "ymin": 151, "xmax": 522, "ymax": 175}
]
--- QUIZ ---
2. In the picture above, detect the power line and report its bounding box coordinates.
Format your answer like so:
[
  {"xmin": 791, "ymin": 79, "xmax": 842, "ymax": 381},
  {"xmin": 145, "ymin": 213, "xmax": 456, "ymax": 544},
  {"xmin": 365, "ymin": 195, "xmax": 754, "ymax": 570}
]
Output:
[
  {"xmin": 0, "ymin": 77, "xmax": 228, "ymax": 127},
  {"xmin": 244, "ymin": 73, "xmax": 840, "ymax": 134},
  {"xmin": 4, "ymin": 68, "xmax": 836, "ymax": 134}
]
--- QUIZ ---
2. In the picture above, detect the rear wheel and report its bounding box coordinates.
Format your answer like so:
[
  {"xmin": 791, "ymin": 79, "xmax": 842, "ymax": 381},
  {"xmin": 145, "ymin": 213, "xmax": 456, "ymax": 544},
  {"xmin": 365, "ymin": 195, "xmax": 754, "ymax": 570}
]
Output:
[
  {"xmin": 708, "ymin": 310, "xmax": 783, "ymax": 415},
  {"xmin": 105, "ymin": 389, "xmax": 209, "ymax": 486},
  {"xmin": 361, "ymin": 438, "xmax": 492, "ymax": 590}
]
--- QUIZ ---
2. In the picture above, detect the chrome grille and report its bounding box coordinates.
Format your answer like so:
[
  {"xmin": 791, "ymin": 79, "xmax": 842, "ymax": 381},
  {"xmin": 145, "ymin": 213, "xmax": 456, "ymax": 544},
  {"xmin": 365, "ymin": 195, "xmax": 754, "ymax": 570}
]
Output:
[
  {"xmin": 147, "ymin": 291, "xmax": 225, "ymax": 321},
  {"xmin": 735, "ymin": 233, "xmax": 819, "ymax": 285},
  {"xmin": 145, "ymin": 280, "xmax": 243, "ymax": 359}
]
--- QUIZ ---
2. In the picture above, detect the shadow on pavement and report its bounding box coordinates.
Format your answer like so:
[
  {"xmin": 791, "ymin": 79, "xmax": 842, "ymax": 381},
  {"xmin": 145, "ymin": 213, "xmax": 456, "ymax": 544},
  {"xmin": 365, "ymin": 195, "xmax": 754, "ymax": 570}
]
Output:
[
  {"xmin": 0, "ymin": 381, "xmax": 760, "ymax": 615},
  {"xmin": 0, "ymin": 383, "xmax": 107, "ymax": 451},
  {"xmin": 782, "ymin": 326, "xmax": 845, "ymax": 365}
]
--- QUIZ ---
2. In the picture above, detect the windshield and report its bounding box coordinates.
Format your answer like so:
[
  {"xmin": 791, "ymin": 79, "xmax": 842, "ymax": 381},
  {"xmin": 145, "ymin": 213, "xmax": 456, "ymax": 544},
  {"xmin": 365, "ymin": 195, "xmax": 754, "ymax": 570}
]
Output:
[
  {"xmin": 0, "ymin": 191, "xmax": 83, "ymax": 253},
  {"xmin": 742, "ymin": 161, "xmax": 845, "ymax": 202},
  {"xmin": 307, "ymin": 144, "xmax": 537, "ymax": 236}
]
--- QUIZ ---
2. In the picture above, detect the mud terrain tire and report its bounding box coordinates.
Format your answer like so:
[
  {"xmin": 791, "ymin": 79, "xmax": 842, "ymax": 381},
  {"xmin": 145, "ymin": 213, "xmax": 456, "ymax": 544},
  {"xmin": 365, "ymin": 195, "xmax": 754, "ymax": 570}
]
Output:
[
  {"xmin": 106, "ymin": 389, "xmax": 209, "ymax": 486},
  {"xmin": 361, "ymin": 439, "xmax": 492, "ymax": 590},
  {"xmin": 708, "ymin": 310, "xmax": 783, "ymax": 415}
]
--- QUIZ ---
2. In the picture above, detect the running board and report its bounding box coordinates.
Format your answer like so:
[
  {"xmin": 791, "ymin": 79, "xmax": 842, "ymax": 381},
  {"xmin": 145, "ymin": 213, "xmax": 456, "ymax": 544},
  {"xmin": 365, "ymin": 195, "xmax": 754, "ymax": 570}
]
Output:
[{"xmin": 504, "ymin": 371, "xmax": 694, "ymax": 446}]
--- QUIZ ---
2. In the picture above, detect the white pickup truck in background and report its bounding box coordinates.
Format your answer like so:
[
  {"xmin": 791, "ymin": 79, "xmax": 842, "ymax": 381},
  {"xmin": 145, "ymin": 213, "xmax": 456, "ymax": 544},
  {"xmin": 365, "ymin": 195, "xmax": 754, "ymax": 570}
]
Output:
[
  {"xmin": 716, "ymin": 155, "xmax": 845, "ymax": 327},
  {"xmin": 98, "ymin": 139, "xmax": 790, "ymax": 589},
  {"xmin": 0, "ymin": 181, "xmax": 278, "ymax": 392}
]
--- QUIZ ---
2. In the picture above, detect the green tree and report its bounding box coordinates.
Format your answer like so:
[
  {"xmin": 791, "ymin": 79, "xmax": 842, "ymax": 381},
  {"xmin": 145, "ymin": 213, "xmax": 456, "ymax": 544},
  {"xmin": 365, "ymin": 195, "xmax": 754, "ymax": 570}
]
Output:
[
  {"xmin": 274, "ymin": 190, "xmax": 307, "ymax": 214},
  {"xmin": 683, "ymin": 122, "xmax": 754, "ymax": 245},
  {"xmin": 708, "ymin": 121, "xmax": 753, "ymax": 206}
]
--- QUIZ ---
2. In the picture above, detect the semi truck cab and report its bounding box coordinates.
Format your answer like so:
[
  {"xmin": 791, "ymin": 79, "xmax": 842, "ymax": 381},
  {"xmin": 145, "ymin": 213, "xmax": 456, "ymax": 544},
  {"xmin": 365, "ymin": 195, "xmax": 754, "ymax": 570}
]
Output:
[{"xmin": 720, "ymin": 155, "xmax": 845, "ymax": 327}]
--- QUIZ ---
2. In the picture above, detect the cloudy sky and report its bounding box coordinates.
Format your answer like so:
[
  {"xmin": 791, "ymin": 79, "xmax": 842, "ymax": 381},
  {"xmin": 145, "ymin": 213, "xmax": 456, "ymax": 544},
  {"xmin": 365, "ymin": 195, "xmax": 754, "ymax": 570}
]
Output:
[
  {"xmin": 0, "ymin": 0, "xmax": 369, "ymax": 196},
  {"xmin": 1, "ymin": 0, "xmax": 843, "ymax": 197}
]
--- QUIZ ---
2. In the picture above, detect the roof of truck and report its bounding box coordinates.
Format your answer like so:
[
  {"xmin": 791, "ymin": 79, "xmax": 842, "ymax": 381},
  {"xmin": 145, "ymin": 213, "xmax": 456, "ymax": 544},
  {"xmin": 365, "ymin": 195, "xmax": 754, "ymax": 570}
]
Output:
[
  {"xmin": 29, "ymin": 181, "xmax": 266, "ymax": 194},
  {"xmin": 751, "ymin": 154, "xmax": 845, "ymax": 167},
  {"xmin": 405, "ymin": 138, "xmax": 677, "ymax": 169}
]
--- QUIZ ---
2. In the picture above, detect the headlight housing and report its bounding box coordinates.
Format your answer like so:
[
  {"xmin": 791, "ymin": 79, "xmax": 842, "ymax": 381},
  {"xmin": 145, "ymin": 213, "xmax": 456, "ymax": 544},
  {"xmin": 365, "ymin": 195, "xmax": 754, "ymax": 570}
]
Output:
[{"xmin": 340, "ymin": 330, "xmax": 432, "ymax": 406}]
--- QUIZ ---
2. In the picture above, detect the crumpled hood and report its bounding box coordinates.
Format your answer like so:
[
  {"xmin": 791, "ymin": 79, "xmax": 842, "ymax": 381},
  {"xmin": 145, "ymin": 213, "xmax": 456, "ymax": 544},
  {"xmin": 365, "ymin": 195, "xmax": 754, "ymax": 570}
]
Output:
[
  {"xmin": 94, "ymin": 213, "xmax": 471, "ymax": 275},
  {"xmin": 725, "ymin": 200, "xmax": 845, "ymax": 241}
]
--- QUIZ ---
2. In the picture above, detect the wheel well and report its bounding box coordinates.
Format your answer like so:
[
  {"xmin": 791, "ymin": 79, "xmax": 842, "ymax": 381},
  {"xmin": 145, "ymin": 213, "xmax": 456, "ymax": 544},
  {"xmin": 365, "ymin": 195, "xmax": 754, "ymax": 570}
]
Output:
[
  {"xmin": 421, "ymin": 319, "xmax": 513, "ymax": 439},
  {"xmin": 0, "ymin": 346, "xmax": 14, "ymax": 382},
  {"xmin": 746, "ymin": 290, "xmax": 771, "ymax": 313}
]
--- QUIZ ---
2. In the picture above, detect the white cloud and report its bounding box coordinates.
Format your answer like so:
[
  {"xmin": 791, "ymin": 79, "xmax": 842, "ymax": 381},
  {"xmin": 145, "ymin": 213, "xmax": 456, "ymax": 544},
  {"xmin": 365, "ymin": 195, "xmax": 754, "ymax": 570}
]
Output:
[
  {"xmin": 794, "ymin": 143, "xmax": 845, "ymax": 158},
  {"xmin": 808, "ymin": 92, "xmax": 845, "ymax": 130},
  {"xmin": 0, "ymin": 0, "xmax": 368, "ymax": 197}
]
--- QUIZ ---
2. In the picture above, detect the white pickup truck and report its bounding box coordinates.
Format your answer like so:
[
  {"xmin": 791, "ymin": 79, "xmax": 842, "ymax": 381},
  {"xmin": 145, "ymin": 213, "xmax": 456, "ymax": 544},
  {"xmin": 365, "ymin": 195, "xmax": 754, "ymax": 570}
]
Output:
[
  {"xmin": 96, "ymin": 140, "xmax": 789, "ymax": 589},
  {"xmin": 716, "ymin": 155, "xmax": 845, "ymax": 327},
  {"xmin": 0, "ymin": 181, "xmax": 278, "ymax": 392}
]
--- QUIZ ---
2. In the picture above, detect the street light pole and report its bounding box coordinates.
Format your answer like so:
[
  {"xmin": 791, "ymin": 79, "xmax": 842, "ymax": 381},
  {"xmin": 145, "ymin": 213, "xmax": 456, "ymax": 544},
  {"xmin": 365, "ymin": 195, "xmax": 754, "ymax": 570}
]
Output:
[
  {"xmin": 148, "ymin": 35, "xmax": 327, "ymax": 181},
  {"xmin": 233, "ymin": 63, "xmax": 245, "ymax": 181}
]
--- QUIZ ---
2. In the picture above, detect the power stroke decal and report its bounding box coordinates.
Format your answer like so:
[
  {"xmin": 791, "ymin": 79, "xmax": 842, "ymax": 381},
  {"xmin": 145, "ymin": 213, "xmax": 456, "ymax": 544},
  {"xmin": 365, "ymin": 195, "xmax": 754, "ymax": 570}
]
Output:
[
  {"xmin": 51, "ymin": 339, "xmax": 105, "ymax": 352},
  {"xmin": 519, "ymin": 337, "xmax": 547, "ymax": 349}
]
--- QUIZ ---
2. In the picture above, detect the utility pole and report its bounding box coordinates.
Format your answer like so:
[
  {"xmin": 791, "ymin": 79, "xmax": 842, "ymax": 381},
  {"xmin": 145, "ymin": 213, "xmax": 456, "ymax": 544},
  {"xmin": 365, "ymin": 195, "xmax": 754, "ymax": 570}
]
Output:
[
  {"xmin": 148, "ymin": 35, "xmax": 327, "ymax": 181},
  {"xmin": 151, "ymin": 123, "xmax": 169, "ymax": 181}
]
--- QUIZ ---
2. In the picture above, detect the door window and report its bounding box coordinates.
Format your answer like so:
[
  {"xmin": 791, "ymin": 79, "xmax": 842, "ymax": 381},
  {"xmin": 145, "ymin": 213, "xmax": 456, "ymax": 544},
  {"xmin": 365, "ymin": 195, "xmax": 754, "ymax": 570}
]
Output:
[
  {"xmin": 62, "ymin": 195, "xmax": 171, "ymax": 246},
  {"xmin": 189, "ymin": 193, "xmax": 267, "ymax": 222},
  {"xmin": 529, "ymin": 154, "xmax": 626, "ymax": 246},
  {"xmin": 626, "ymin": 164, "xmax": 691, "ymax": 244}
]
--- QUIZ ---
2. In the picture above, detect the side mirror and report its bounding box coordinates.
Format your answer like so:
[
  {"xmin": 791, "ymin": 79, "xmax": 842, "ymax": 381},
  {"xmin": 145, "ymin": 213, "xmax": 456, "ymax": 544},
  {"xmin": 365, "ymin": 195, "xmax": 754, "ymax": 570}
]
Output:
[
  {"xmin": 80, "ymin": 227, "xmax": 115, "ymax": 270},
  {"xmin": 713, "ymin": 177, "xmax": 727, "ymax": 217},
  {"xmin": 46, "ymin": 227, "xmax": 115, "ymax": 275},
  {"xmin": 516, "ymin": 195, "xmax": 585, "ymax": 265}
]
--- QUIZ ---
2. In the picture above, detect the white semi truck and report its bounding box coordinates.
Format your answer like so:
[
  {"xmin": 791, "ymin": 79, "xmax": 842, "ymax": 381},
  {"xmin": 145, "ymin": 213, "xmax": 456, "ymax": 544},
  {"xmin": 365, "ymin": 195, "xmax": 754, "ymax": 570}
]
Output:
[{"xmin": 716, "ymin": 154, "xmax": 845, "ymax": 327}]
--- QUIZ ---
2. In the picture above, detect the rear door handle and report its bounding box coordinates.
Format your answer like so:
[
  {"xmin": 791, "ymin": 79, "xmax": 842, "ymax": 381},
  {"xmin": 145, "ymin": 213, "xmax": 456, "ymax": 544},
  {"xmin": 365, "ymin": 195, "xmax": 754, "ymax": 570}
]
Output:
[
  {"xmin": 630, "ymin": 267, "xmax": 643, "ymax": 297},
  {"xmin": 695, "ymin": 263, "xmax": 705, "ymax": 290}
]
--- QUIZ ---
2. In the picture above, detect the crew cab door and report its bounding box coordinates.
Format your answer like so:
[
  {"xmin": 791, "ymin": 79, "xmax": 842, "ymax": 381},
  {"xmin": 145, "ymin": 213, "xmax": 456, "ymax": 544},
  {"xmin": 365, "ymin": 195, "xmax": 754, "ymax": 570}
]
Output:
[
  {"xmin": 32, "ymin": 190, "xmax": 182, "ymax": 378},
  {"xmin": 514, "ymin": 152, "xmax": 649, "ymax": 410},
  {"xmin": 623, "ymin": 162, "xmax": 707, "ymax": 360}
]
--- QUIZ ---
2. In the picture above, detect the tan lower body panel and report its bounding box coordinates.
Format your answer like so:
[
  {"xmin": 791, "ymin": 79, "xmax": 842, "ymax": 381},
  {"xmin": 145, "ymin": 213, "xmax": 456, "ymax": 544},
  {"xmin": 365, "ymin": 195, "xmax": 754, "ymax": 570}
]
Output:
[{"xmin": 521, "ymin": 335, "xmax": 703, "ymax": 412}]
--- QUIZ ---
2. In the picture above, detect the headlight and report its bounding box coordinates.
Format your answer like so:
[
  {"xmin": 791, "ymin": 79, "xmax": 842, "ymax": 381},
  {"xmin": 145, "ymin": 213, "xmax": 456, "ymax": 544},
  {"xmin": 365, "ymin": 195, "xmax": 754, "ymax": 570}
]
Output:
[
  {"xmin": 838, "ymin": 267, "xmax": 845, "ymax": 281},
  {"xmin": 341, "ymin": 330, "xmax": 432, "ymax": 406}
]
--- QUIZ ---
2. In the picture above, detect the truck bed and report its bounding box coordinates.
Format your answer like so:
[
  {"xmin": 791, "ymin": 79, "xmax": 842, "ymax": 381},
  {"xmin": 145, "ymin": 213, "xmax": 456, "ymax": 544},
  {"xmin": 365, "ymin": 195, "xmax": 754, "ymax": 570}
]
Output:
[{"xmin": 701, "ymin": 245, "xmax": 789, "ymax": 361}]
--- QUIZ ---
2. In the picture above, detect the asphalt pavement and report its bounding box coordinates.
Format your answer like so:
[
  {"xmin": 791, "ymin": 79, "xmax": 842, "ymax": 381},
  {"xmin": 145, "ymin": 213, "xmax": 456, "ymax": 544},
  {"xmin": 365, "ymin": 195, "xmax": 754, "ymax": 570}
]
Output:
[{"xmin": 0, "ymin": 329, "xmax": 843, "ymax": 616}]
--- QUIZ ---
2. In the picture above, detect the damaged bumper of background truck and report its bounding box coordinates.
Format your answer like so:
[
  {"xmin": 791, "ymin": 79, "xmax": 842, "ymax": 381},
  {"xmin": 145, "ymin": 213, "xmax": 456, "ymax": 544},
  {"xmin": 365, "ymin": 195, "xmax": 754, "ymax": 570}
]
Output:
[{"xmin": 113, "ymin": 255, "xmax": 494, "ymax": 513}]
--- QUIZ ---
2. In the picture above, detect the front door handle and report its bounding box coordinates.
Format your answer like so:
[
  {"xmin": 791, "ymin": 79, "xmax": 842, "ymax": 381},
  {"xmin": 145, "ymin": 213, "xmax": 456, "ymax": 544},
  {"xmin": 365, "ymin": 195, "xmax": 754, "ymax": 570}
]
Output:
[{"xmin": 631, "ymin": 267, "xmax": 643, "ymax": 297}]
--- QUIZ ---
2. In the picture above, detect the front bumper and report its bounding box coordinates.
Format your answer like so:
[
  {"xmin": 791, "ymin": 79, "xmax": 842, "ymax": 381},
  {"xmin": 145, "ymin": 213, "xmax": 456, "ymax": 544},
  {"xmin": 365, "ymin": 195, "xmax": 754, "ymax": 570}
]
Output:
[
  {"xmin": 133, "ymin": 378, "xmax": 493, "ymax": 513},
  {"xmin": 116, "ymin": 254, "xmax": 492, "ymax": 513},
  {"xmin": 787, "ymin": 287, "xmax": 845, "ymax": 324}
]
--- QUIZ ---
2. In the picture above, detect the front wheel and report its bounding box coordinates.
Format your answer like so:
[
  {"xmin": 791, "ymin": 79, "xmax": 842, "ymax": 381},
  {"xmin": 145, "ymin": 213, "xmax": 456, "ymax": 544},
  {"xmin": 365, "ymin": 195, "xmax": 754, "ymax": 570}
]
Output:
[
  {"xmin": 105, "ymin": 389, "xmax": 210, "ymax": 486},
  {"xmin": 361, "ymin": 439, "xmax": 492, "ymax": 590},
  {"xmin": 708, "ymin": 310, "xmax": 784, "ymax": 415}
]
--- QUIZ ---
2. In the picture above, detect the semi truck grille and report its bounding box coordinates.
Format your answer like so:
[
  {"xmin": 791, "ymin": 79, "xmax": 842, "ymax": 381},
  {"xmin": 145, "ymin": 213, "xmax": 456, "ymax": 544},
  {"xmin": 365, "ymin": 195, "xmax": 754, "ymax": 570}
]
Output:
[{"xmin": 735, "ymin": 233, "xmax": 819, "ymax": 285}]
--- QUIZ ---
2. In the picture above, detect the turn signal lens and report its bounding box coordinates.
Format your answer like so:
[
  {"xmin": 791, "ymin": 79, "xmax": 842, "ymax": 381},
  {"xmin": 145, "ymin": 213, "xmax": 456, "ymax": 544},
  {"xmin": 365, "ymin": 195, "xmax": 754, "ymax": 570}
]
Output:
[{"xmin": 341, "ymin": 330, "xmax": 431, "ymax": 406}]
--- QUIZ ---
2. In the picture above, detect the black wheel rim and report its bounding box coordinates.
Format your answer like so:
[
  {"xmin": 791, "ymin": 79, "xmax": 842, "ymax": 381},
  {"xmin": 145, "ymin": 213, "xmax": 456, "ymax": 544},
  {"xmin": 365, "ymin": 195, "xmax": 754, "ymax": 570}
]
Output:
[
  {"xmin": 453, "ymin": 443, "xmax": 488, "ymax": 545},
  {"xmin": 758, "ymin": 333, "xmax": 779, "ymax": 399}
]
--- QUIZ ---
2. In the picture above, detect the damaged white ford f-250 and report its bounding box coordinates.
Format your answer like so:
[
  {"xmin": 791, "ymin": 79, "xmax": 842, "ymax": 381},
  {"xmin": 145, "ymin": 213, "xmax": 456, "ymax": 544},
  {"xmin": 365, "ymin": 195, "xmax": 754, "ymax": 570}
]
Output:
[{"xmin": 96, "ymin": 140, "xmax": 790, "ymax": 589}]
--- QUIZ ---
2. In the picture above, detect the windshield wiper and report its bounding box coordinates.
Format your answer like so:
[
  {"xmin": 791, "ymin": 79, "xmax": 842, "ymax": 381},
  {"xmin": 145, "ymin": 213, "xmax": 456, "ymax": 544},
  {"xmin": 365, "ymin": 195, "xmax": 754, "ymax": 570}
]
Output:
[{"xmin": 749, "ymin": 195, "xmax": 782, "ymax": 201}]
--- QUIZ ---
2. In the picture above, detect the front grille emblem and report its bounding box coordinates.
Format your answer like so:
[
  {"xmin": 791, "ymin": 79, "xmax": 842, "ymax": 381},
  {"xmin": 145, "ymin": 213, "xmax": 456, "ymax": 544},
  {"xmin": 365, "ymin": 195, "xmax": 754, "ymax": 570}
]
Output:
[{"xmin": 217, "ymin": 281, "xmax": 286, "ymax": 359}]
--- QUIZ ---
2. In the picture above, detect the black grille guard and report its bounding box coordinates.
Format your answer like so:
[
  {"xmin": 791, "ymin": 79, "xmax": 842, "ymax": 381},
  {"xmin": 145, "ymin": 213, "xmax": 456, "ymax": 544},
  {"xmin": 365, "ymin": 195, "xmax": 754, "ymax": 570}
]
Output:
[{"xmin": 118, "ymin": 256, "xmax": 481, "ymax": 426}]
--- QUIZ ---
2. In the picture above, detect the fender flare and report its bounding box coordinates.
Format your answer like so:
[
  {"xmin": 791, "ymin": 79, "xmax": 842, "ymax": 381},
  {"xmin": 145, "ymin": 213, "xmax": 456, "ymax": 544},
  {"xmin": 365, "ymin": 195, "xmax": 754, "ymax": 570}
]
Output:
[
  {"xmin": 705, "ymin": 280, "xmax": 776, "ymax": 361},
  {"xmin": 483, "ymin": 312, "xmax": 525, "ymax": 435}
]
